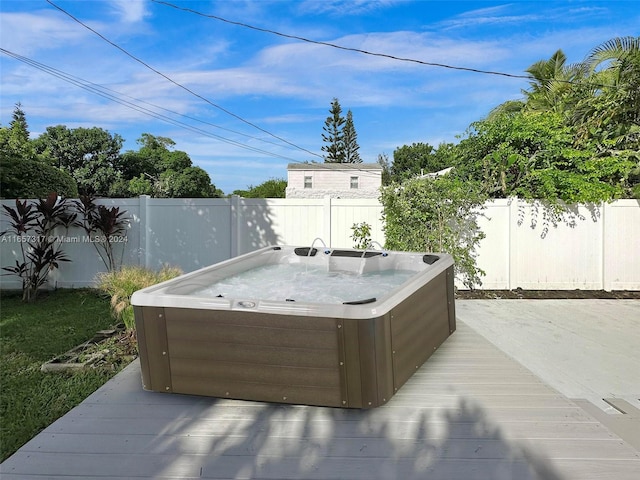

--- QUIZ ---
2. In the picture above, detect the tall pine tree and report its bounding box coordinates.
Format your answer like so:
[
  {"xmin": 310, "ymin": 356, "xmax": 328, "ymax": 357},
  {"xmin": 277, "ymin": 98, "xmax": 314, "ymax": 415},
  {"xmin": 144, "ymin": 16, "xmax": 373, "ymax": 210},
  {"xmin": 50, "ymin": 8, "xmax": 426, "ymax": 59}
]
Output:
[
  {"xmin": 343, "ymin": 110, "xmax": 362, "ymax": 163},
  {"xmin": 0, "ymin": 103, "xmax": 37, "ymax": 160},
  {"xmin": 321, "ymin": 98, "xmax": 345, "ymax": 163}
]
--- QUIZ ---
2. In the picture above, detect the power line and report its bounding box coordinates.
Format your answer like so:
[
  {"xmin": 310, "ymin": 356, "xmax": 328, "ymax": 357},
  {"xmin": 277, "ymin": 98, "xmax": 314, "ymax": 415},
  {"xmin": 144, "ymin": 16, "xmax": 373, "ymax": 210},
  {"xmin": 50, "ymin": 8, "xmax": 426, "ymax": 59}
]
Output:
[
  {"xmin": 45, "ymin": 0, "xmax": 323, "ymax": 160},
  {"xmin": 1, "ymin": 48, "xmax": 380, "ymax": 183},
  {"xmin": 152, "ymin": 0, "xmax": 618, "ymax": 90},
  {"xmin": 152, "ymin": 0, "xmax": 533, "ymax": 81},
  {"xmin": 0, "ymin": 48, "xmax": 302, "ymax": 153},
  {"xmin": 0, "ymin": 48, "xmax": 307, "ymax": 163}
]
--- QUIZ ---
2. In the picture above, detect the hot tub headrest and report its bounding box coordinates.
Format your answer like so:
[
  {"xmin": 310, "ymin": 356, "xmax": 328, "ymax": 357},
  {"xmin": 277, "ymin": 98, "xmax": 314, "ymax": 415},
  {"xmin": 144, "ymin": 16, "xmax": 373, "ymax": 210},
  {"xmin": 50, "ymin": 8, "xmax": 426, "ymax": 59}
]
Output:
[
  {"xmin": 331, "ymin": 250, "xmax": 382, "ymax": 258},
  {"xmin": 423, "ymin": 254, "xmax": 440, "ymax": 265},
  {"xmin": 294, "ymin": 247, "xmax": 318, "ymax": 256},
  {"xmin": 343, "ymin": 297, "xmax": 377, "ymax": 305}
]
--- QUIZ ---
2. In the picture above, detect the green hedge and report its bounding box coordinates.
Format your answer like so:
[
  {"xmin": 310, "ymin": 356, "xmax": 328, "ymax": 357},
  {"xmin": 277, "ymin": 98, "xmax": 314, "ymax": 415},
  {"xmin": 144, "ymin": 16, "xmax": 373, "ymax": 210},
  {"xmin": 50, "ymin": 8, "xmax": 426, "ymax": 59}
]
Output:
[{"xmin": 0, "ymin": 156, "xmax": 78, "ymax": 199}]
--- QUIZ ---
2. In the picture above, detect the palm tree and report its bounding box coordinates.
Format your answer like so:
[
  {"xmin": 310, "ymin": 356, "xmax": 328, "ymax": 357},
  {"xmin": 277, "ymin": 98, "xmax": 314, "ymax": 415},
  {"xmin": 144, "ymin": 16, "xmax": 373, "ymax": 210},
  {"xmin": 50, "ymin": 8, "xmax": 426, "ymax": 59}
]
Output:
[
  {"xmin": 580, "ymin": 36, "xmax": 640, "ymax": 125},
  {"xmin": 523, "ymin": 49, "xmax": 586, "ymax": 114}
]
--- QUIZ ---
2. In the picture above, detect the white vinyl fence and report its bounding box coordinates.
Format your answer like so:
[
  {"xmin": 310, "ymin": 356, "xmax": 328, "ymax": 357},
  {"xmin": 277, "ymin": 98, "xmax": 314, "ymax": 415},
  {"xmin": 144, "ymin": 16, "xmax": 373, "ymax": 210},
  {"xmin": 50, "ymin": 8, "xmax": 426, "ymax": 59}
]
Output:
[{"xmin": 0, "ymin": 196, "xmax": 638, "ymax": 290}]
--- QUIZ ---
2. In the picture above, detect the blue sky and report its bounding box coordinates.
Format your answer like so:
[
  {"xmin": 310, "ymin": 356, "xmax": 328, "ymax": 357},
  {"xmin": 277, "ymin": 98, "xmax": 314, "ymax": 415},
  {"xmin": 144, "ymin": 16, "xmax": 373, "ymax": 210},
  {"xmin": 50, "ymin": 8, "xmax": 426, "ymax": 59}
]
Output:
[{"xmin": 1, "ymin": 1, "xmax": 638, "ymax": 194}]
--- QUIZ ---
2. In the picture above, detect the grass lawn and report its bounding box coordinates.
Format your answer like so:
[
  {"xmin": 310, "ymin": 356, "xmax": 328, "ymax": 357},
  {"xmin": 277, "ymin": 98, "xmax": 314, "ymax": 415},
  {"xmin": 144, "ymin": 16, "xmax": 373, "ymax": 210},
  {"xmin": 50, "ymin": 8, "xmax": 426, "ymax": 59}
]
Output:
[{"xmin": 0, "ymin": 288, "xmax": 132, "ymax": 462}]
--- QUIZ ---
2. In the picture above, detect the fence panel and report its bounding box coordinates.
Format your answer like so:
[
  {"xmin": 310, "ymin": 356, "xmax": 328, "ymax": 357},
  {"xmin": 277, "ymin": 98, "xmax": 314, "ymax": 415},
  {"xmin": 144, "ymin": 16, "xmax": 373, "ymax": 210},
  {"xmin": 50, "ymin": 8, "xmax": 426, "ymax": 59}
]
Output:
[
  {"xmin": 508, "ymin": 200, "xmax": 604, "ymax": 290},
  {"xmin": 241, "ymin": 198, "xmax": 327, "ymax": 253},
  {"xmin": 329, "ymin": 198, "xmax": 384, "ymax": 249},
  {"xmin": 57, "ymin": 198, "xmax": 141, "ymax": 288},
  {"xmin": 603, "ymin": 200, "xmax": 640, "ymax": 290},
  {"xmin": 1, "ymin": 196, "xmax": 638, "ymax": 291},
  {"xmin": 473, "ymin": 200, "xmax": 511, "ymax": 290},
  {"xmin": 144, "ymin": 198, "xmax": 232, "ymax": 273},
  {"xmin": 0, "ymin": 198, "xmax": 141, "ymax": 289}
]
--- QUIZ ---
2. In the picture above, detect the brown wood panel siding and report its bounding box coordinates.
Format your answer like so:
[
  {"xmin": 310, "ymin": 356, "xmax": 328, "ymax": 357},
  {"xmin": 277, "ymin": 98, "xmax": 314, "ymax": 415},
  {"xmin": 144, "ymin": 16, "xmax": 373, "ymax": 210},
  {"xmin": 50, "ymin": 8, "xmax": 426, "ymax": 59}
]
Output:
[
  {"xmin": 341, "ymin": 319, "xmax": 363, "ymax": 408},
  {"xmin": 170, "ymin": 359, "xmax": 340, "ymax": 389},
  {"xmin": 136, "ymin": 307, "xmax": 172, "ymax": 393},
  {"xmin": 335, "ymin": 320, "xmax": 349, "ymax": 407},
  {"xmin": 167, "ymin": 309, "xmax": 337, "ymax": 331},
  {"xmin": 352, "ymin": 315, "xmax": 395, "ymax": 408},
  {"xmin": 166, "ymin": 313, "xmax": 337, "ymax": 350},
  {"xmin": 390, "ymin": 271, "xmax": 451, "ymax": 391},
  {"xmin": 356, "ymin": 318, "xmax": 378, "ymax": 408},
  {"xmin": 373, "ymin": 314, "xmax": 394, "ymax": 405},
  {"xmin": 163, "ymin": 308, "xmax": 343, "ymax": 407},
  {"xmin": 169, "ymin": 341, "xmax": 339, "ymax": 368}
]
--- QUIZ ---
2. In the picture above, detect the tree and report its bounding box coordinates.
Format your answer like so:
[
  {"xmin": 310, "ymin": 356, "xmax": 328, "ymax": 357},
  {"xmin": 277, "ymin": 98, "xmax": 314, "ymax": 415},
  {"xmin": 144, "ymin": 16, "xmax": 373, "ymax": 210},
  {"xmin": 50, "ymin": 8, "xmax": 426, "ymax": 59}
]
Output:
[
  {"xmin": 574, "ymin": 37, "xmax": 640, "ymax": 147},
  {"xmin": 343, "ymin": 110, "xmax": 362, "ymax": 163},
  {"xmin": 233, "ymin": 178, "xmax": 287, "ymax": 198},
  {"xmin": 116, "ymin": 134, "xmax": 176, "ymax": 180},
  {"xmin": 390, "ymin": 143, "xmax": 449, "ymax": 182},
  {"xmin": 321, "ymin": 98, "xmax": 345, "ymax": 163},
  {"xmin": 34, "ymin": 126, "xmax": 123, "ymax": 196},
  {"xmin": 155, "ymin": 167, "xmax": 219, "ymax": 198},
  {"xmin": 582, "ymin": 36, "xmax": 640, "ymax": 123},
  {"xmin": 0, "ymin": 106, "xmax": 78, "ymax": 198},
  {"xmin": 460, "ymin": 110, "xmax": 631, "ymax": 201},
  {"xmin": 517, "ymin": 37, "xmax": 640, "ymax": 199},
  {"xmin": 116, "ymin": 134, "xmax": 222, "ymax": 198},
  {"xmin": 171, "ymin": 167, "xmax": 219, "ymax": 198},
  {"xmin": 523, "ymin": 50, "xmax": 586, "ymax": 114},
  {"xmin": 0, "ymin": 103, "xmax": 38, "ymax": 161}
]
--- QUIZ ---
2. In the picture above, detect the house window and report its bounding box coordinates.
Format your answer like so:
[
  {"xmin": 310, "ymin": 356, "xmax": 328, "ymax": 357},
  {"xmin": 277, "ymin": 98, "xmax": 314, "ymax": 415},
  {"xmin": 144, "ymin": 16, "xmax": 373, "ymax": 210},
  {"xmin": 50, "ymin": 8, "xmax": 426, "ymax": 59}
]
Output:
[
  {"xmin": 304, "ymin": 176, "xmax": 312, "ymax": 188},
  {"xmin": 350, "ymin": 176, "xmax": 359, "ymax": 189}
]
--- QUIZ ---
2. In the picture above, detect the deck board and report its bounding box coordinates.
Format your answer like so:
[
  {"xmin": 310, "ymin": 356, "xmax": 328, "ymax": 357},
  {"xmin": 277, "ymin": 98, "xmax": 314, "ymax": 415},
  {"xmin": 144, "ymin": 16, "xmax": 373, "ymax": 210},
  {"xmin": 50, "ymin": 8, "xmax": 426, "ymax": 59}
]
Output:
[{"xmin": 2, "ymin": 320, "xmax": 638, "ymax": 480}]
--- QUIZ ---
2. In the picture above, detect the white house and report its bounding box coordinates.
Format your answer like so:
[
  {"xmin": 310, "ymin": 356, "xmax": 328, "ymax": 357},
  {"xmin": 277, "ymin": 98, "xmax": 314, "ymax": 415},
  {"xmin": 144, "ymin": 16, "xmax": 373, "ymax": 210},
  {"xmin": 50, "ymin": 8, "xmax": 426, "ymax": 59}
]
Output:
[{"xmin": 286, "ymin": 163, "xmax": 383, "ymax": 199}]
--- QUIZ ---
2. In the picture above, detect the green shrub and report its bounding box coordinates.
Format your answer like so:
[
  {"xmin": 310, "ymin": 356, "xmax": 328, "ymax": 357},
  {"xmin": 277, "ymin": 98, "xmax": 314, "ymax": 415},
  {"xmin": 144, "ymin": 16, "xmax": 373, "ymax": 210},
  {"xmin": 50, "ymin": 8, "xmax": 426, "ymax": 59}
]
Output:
[
  {"xmin": 0, "ymin": 156, "xmax": 78, "ymax": 199},
  {"xmin": 96, "ymin": 265, "xmax": 182, "ymax": 330},
  {"xmin": 380, "ymin": 175, "xmax": 487, "ymax": 289},
  {"xmin": 350, "ymin": 221, "xmax": 372, "ymax": 249}
]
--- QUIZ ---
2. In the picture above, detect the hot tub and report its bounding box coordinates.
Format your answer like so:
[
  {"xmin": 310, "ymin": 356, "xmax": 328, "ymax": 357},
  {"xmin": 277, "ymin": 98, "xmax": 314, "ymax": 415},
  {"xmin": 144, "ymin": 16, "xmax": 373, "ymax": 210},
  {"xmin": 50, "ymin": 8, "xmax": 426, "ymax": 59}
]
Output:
[{"xmin": 131, "ymin": 245, "xmax": 456, "ymax": 408}]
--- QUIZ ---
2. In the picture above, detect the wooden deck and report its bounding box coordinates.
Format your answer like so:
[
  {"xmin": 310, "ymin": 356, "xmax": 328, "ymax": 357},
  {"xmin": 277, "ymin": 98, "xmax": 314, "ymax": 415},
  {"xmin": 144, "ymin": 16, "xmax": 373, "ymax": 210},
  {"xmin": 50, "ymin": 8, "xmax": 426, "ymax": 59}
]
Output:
[{"xmin": 2, "ymin": 320, "xmax": 638, "ymax": 479}]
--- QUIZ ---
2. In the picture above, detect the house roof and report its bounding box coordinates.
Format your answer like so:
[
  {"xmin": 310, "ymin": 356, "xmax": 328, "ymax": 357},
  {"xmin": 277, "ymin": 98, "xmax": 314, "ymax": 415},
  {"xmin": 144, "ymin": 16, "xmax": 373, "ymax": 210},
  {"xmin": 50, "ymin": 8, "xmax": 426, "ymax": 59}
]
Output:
[{"xmin": 287, "ymin": 162, "xmax": 382, "ymax": 171}]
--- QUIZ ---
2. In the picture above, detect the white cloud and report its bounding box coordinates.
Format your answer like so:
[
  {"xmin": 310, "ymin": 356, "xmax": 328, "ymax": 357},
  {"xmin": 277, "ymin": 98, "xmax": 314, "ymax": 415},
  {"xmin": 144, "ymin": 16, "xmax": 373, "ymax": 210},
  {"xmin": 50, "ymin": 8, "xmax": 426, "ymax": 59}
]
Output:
[
  {"xmin": 0, "ymin": 11, "xmax": 88, "ymax": 55},
  {"xmin": 110, "ymin": 0, "xmax": 149, "ymax": 23},
  {"xmin": 298, "ymin": 0, "xmax": 399, "ymax": 16}
]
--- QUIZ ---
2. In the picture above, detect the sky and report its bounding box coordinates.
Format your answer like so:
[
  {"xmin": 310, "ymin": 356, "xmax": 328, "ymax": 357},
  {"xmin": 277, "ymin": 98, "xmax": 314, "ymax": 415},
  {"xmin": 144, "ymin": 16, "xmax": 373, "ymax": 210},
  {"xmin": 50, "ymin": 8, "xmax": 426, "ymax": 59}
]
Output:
[{"xmin": 1, "ymin": 1, "xmax": 638, "ymax": 195}]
